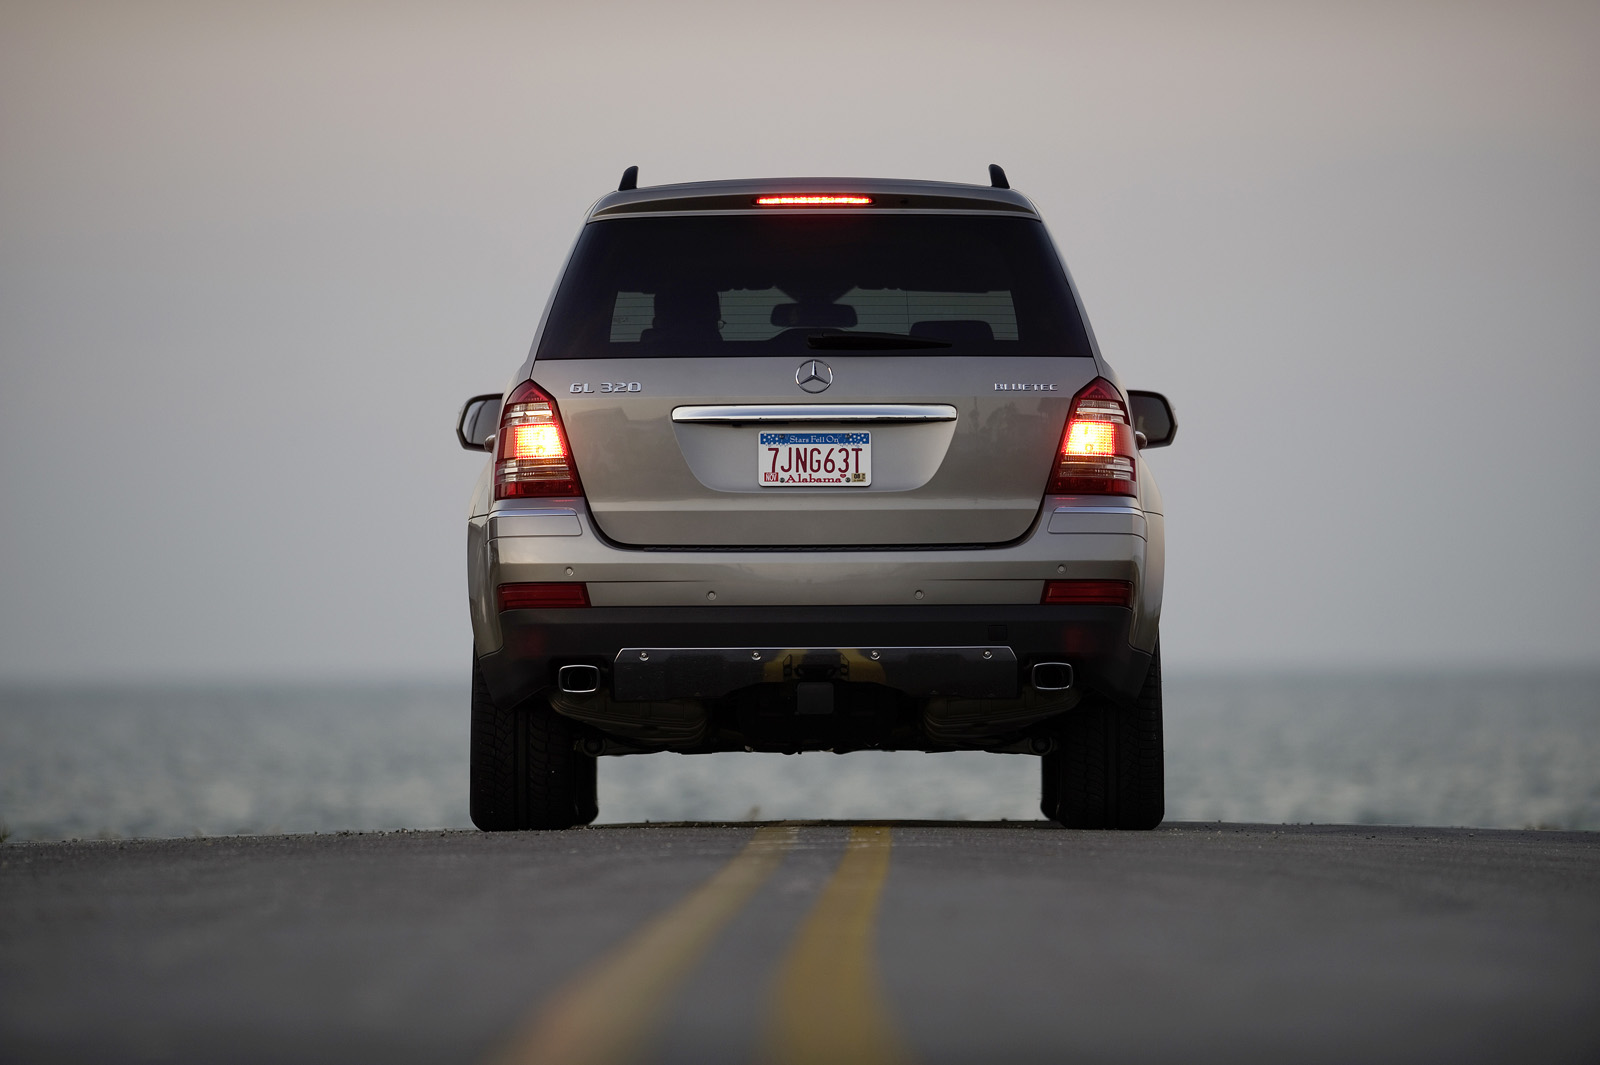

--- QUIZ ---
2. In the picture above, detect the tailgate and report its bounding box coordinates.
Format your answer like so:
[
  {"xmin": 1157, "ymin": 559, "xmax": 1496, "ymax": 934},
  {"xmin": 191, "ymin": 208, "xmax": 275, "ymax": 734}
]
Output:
[{"xmin": 539, "ymin": 356, "xmax": 1099, "ymax": 547}]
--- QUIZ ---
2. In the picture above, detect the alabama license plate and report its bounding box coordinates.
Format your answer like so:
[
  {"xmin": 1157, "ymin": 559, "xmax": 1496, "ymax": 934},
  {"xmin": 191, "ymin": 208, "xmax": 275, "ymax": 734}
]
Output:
[{"xmin": 758, "ymin": 431, "xmax": 872, "ymax": 486}]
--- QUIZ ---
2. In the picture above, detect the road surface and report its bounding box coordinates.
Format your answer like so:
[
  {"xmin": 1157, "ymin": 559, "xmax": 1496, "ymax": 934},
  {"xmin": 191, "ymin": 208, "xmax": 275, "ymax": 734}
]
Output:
[{"xmin": 4, "ymin": 822, "xmax": 1598, "ymax": 1064}]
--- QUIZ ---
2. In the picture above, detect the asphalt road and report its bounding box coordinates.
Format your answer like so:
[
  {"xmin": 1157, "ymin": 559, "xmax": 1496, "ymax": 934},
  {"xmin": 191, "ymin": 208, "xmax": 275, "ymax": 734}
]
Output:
[{"xmin": 3, "ymin": 822, "xmax": 1598, "ymax": 1065}]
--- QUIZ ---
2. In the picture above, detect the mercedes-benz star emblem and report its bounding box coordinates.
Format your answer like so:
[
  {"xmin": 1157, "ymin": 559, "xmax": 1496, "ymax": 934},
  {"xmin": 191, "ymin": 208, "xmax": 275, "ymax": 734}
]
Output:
[{"xmin": 795, "ymin": 359, "xmax": 833, "ymax": 393}]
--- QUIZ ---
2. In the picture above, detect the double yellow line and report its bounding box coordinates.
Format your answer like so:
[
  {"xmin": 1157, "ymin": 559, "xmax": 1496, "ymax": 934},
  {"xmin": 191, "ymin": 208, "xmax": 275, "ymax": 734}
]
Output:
[
  {"xmin": 487, "ymin": 825, "xmax": 909, "ymax": 1065},
  {"xmin": 767, "ymin": 826, "xmax": 910, "ymax": 1065}
]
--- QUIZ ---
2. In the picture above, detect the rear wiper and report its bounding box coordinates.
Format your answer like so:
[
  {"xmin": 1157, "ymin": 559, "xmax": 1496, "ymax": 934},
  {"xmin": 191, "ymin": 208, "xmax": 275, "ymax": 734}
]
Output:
[{"xmin": 806, "ymin": 332, "xmax": 953, "ymax": 351}]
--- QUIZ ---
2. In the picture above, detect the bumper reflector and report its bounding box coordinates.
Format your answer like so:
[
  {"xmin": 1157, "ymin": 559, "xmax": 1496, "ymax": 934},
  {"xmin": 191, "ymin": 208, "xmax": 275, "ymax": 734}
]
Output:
[
  {"xmin": 497, "ymin": 582, "xmax": 590, "ymax": 610},
  {"xmin": 1041, "ymin": 580, "xmax": 1133, "ymax": 606}
]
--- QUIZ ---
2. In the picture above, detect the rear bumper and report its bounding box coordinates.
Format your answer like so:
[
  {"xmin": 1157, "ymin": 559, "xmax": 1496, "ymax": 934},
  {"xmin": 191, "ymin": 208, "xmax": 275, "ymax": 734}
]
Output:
[
  {"xmin": 469, "ymin": 495, "xmax": 1162, "ymax": 750},
  {"xmin": 480, "ymin": 604, "xmax": 1150, "ymax": 711}
]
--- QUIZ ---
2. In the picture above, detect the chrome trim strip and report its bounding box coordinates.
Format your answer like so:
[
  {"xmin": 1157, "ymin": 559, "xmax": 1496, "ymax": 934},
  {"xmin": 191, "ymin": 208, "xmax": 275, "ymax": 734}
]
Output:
[
  {"xmin": 1046, "ymin": 506, "xmax": 1146, "ymax": 538},
  {"xmin": 672, "ymin": 404, "xmax": 958, "ymax": 425},
  {"xmin": 488, "ymin": 509, "xmax": 582, "ymax": 538}
]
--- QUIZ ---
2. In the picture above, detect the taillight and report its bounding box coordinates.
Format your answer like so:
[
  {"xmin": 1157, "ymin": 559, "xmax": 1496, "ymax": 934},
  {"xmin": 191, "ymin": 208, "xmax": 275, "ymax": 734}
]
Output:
[
  {"xmin": 497, "ymin": 583, "xmax": 590, "ymax": 609},
  {"xmin": 494, "ymin": 381, "xmax": 581, "ymax": 499},
  {"xmin": 1041, "ymin": 580, "xmax": 1133, "ymax": 606},
  {"xmin": 1048, "ymin": 378, "xmax": 1136, "ymax": 495}
]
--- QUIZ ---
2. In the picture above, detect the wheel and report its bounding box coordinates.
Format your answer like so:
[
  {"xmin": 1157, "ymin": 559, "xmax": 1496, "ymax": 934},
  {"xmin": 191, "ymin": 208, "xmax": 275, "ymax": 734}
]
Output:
[
  {"xmin": 1041, "ymin": 641, "xmax": 1164, "ymax": 830},
  {"xmin": 469, "ymin": 656, "xmax": 598, "ymax": 830}
]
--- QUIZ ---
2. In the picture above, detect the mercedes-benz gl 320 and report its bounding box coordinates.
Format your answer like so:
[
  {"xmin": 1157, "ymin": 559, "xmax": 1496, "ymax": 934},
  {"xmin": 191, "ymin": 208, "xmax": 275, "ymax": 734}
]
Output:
[{"xmin": 455, "ymin": 167, "xmax": 1177, "ymax": 831}]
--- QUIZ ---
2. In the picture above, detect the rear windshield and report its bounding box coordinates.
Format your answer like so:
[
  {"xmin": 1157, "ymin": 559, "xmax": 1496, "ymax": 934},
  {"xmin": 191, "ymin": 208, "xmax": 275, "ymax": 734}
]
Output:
[{"xmin": 535, "ymin": 214, "xmax": 1093, "ymax": 359}]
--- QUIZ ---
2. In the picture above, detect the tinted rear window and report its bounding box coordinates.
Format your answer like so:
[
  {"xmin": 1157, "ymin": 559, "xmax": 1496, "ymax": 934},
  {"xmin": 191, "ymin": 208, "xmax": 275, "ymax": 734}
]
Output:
[{"xmin": 536, "ymin": 214, "xmax": 1093, "ymax": 359}]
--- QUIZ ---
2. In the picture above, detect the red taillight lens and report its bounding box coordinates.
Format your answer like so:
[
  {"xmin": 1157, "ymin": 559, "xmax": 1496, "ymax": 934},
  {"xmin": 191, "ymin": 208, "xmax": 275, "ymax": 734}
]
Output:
[
  {"xmin": 1048, "ymin": 378, "xmax": 1137, "ymax": 495},
  {"xmin": 494, "ymin": 381, "xmax": 581, "ymax": 499},
  {"xmin": 497, "ymin": 583, "xmax": 590, "ymax": 610},
  {"xmin": 1041, "ymin": 580, "xmax": 1133, "ymax": 606}
]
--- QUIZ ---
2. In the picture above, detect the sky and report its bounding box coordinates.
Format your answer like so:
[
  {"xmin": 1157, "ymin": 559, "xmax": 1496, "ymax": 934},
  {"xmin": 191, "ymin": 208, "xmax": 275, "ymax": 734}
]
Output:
[{"xmin": 1, "ymin": 0, "xmax": 1597, "ymax": 681}]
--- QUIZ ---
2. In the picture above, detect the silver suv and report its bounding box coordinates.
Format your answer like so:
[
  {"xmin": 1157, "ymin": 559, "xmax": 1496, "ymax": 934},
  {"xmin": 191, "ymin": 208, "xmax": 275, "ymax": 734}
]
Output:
[{"xmin": 456, "ymin": 167, "xmax": 1176, "ymax": 831}]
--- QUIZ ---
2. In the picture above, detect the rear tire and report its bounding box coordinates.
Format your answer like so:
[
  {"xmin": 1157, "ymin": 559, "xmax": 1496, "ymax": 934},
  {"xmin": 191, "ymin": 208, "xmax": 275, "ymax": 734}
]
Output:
[
  {"xmin": 572, "ymin": 751, "xmax": 599, "ymax": 827},
  {"xmin": 470, "ymin": 656, "xmax": 598, "ymax": 830},
  {"xmin": 1040, "ymin": 746, "xmax": 1061, "ymax": 821},
  {"xmin": 1041, "ymin": 641, "xmax": 1164, "ymax": 830}
]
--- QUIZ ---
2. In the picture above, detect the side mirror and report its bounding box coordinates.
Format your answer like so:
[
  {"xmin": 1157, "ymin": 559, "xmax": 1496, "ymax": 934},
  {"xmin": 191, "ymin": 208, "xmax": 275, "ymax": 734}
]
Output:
[
  {"xmin": 1127, "ymin": 391, "xmax": 1177, "ymax": 448},
  {"xmin": 456, "ymin": 393, "xmax": 503, "ymax": 452}
]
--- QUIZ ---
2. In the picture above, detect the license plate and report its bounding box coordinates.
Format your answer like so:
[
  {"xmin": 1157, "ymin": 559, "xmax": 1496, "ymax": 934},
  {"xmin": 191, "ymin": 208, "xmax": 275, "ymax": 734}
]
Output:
[{"xmin": 758, "ymin": 431, "xmax": 871, "ymax": 486}]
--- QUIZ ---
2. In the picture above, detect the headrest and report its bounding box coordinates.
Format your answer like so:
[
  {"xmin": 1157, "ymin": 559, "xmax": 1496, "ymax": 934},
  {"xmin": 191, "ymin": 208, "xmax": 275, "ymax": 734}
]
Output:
[
  {"xmin": 911, "ymin": 319, "xmax": 995, "ymax": 343},
  {"xmin": 771, "ymin": 303, "xmax": 858, "ymax": 328}
]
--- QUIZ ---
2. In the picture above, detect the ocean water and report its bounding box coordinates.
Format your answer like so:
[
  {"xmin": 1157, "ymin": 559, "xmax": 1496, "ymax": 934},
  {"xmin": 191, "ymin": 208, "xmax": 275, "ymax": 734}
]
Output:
[{"xmin": 1, "ymin": 671, "xmax": 1596, "ymax": 840}]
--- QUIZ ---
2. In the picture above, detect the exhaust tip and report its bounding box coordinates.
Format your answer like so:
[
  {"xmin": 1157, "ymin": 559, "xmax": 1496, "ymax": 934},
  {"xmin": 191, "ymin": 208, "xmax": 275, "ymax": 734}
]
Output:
[
  {"xmin": 557, "ymin": 664, "xmax": 601, "ymax": 694},
  {"xmin": 1031, "ymin": 661, "xmax": 1073, "ymax": 692}
]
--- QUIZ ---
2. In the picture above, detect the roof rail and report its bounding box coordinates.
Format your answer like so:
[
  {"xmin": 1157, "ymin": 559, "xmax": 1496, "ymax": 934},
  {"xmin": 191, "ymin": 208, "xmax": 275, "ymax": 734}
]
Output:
[
  {"xmin": 988, "ymin": 164, "xmax": 1010, "ymax": 190},
  {"xmin": 618, "ymin": 165, "xmax": 639, "ymax": 192}
]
